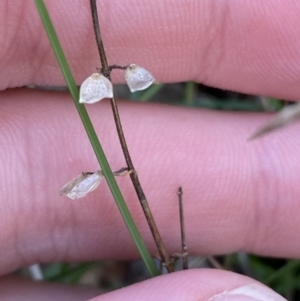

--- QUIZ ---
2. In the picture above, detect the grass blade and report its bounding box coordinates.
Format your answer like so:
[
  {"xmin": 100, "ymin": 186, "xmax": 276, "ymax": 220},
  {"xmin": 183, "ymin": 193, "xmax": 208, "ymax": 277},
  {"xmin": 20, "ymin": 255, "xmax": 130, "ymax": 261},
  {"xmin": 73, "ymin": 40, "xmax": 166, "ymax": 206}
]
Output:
[{"xmin": 34, "ymin": 0, "xmax": 159, "ymax": 277}]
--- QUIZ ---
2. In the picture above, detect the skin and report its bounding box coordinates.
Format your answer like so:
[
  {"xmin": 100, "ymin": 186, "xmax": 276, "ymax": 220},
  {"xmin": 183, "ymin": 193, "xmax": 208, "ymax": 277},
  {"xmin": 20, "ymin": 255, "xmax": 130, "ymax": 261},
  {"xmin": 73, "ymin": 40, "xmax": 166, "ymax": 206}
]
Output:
[{"xmin": 1, "ymin": 0, "xmax": 300, "ymax": 300}]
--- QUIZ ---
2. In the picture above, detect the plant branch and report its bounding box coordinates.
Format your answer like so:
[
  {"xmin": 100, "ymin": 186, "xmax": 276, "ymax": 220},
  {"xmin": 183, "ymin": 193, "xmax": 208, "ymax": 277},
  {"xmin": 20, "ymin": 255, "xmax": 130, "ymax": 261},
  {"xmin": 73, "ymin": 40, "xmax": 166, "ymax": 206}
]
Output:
[
  {"xmin": 34, "ymin": 0, "xmax": 159, "ymax": 277},
  {"xmin": 89, "ymin": 0, "xmax": 108, "ymax": 71},
  {"xmin": 178, "ymin": 187, "xmax": 188, "ymax": 270},
  {"xmin": 89, "ymin": 0, "xmax": 173, "ymax": 273}
]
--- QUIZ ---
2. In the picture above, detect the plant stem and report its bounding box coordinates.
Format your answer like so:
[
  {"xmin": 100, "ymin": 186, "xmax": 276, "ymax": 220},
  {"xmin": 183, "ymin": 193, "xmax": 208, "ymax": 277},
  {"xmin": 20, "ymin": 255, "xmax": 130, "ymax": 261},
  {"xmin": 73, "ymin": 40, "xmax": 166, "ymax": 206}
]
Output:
[
  {"xmin": 89, "ymin": 0, "xmax": 173, "ymax": 272},
  {"xmin": 178, "ymin": 187, "xmax": 188, "ymax": 270},
  {"xmin": 34, "ymin": 0, "xmax": 159, "ymax": 277}
]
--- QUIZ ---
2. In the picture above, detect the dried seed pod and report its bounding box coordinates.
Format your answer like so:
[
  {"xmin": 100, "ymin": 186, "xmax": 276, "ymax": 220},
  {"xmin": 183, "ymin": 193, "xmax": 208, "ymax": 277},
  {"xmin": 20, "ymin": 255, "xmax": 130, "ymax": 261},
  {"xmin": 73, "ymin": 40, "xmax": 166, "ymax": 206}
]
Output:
[
  {"xmin": 59, "ymin": 170, "xmax": 103, "ymax": 200},
  {"xmin": 249, "ymin": 103, "xmax": 300, "ymax": 140},
  {"xmin": 79, "ymin": 73, "xmax": 113, "ymax": 104},
  {"xmin": 125, "ymin": 64, "xmax": 155, "ymax": 92}
]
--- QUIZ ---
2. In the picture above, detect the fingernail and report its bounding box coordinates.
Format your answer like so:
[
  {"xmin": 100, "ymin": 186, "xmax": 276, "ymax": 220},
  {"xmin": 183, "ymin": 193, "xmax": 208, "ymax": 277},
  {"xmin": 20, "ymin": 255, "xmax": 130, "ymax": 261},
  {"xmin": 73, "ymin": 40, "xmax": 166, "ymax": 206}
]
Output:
[{"xmin": 208, "ymin": 283, "xmax": 287, "ymax": 301}]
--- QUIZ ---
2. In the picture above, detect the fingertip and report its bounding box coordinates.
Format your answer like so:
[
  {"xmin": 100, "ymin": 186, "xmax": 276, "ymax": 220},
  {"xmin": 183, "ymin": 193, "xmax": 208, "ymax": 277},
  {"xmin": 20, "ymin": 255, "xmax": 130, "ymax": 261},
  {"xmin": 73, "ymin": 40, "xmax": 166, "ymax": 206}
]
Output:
[{"xmin": 87, "ymin": 269, "xmax": 285, "ymax": 301}]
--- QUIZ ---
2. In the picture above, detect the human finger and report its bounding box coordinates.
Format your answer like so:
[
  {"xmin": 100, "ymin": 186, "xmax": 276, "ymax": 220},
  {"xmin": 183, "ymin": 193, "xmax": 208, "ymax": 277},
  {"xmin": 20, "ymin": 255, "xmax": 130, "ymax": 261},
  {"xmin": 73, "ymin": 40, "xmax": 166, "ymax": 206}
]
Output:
[
  {"xmin": 0, "ymin": 270, "xmax": 287, "ymax": 301},
  {"xmin": 89, "ymin": 269, "xmax": 286, "ymax": 301},
  {"xmin": 0, "ymin": 275, "xmax": 101, "ymax": 301},
  {"xmin": 1, "ymin": 0, "xmax": 300, "ymax": 100},
  {"xmin": 1, "ymin": 89, "xmax": 300, "ymax": 275}
]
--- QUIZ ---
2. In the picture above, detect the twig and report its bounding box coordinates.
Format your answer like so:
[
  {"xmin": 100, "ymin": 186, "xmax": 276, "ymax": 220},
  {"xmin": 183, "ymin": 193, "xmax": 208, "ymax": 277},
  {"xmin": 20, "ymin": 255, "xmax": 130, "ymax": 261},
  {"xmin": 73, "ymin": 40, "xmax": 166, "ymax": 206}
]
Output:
[
  {"xmin": 207, "ymin": 256, "xmax": 224, "ymax": 270},
  {"xmin": 248, "ymin": 102, "xmax": 300, "ymax": 140},
  {"xmin": 178, "ymin": 187, "xmax": 188, "ymax": 270},
  {"xmin": 89, "ymin": 0, "xmax": 173, "ymax": 273}
]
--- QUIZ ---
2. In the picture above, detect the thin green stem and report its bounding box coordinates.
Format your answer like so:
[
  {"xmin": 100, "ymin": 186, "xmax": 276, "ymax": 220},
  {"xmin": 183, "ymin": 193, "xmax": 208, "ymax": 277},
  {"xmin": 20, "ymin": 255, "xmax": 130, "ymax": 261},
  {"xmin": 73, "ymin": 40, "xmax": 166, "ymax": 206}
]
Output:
[
  {"xmin": 34, "ymin": 0, "xmax": 159, "ymax": 277},
  {"xmin": 184, "ymin": 81, "xmax": 196, "ymax": 106}
]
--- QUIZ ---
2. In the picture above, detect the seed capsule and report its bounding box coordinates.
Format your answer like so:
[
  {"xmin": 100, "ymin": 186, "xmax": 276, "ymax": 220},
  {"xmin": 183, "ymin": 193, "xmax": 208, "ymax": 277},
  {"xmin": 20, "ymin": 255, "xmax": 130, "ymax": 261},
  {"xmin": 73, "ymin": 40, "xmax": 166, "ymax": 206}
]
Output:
[
  {"xmin": 59, "ymin": 170, "xmax": 103, "ymax": 200},
  {"xmin": 79, "ymin": 73, "xmax": 113, "ymax": 104},
  {"xmin": 125, "ymin": 64, "xmax": 155, "ymax": 92}
]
